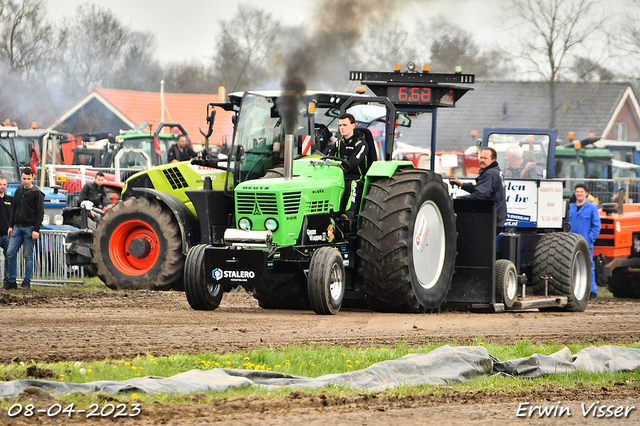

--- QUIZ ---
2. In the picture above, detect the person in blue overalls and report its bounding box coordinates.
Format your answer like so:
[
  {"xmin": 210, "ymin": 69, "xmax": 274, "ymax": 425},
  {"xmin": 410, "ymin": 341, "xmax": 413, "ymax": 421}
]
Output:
[{"xmin": 569, "ymin": 183, "xmax": 601, "ymax": 300}]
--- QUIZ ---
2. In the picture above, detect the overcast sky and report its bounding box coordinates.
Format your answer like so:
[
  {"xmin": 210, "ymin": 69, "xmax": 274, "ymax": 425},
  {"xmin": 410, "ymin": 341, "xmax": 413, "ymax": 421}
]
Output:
[{"xmin": 49, "ymin": 0, "xmax": 504, "ymax": 64}]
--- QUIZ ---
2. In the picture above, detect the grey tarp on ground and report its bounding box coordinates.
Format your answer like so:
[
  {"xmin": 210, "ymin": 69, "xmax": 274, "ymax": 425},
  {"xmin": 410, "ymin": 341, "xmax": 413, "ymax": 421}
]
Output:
[{"xmin": 1, "ymin": 345, "xmax": 640, "ymax": 398}]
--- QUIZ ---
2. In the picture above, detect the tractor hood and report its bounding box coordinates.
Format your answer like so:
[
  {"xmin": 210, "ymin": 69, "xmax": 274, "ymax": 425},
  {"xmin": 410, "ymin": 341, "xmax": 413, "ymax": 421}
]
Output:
[{"xmin": 234, "ymin": 159, "xmax": 346, "ymax": 246}]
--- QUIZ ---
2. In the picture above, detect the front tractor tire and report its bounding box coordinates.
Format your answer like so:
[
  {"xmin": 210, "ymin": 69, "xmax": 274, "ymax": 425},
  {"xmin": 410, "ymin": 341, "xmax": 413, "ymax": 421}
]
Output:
[
  {"xmin": 184, "ymin": 244, "xmax": 223, "ymax": 310},
  {"xmin": 92, "ymin": 197, "xmax": 184, "ymax": 290},
  {"xmin": 358, "ymin": 168, "xmax": 457, "ymax": 312},
  {"xmin": 308, "ymin": 247, "xmax": 345, "ymax": 315},
  {"xmin": 531, "ymin": 233, "xmax": 591, "ymax": 312}
]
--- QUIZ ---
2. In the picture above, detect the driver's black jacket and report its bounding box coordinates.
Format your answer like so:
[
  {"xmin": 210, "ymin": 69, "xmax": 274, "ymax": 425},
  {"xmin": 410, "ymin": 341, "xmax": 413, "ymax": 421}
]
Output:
[
  {"xmin": 326, "ymin": 130, "xmax": 368, "ymax": 179},
  {"xmin": 78, "ymin": 182, "xmax": 109, "ymax": 209}
]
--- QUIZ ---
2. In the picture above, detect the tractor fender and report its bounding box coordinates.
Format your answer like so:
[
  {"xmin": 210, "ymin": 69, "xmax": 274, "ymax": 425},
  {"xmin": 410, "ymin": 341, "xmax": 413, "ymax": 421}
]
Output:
[
  {"xmin": 103, "ymin": 181, "xmax": 124, "ymax": 191},
  {"xmin": 363, "ymin": 160, "xmax": 414, "ymax": 195},
  {"xmin": 129, "ymin": 187, "xmax": 199, "ymax": 255}
]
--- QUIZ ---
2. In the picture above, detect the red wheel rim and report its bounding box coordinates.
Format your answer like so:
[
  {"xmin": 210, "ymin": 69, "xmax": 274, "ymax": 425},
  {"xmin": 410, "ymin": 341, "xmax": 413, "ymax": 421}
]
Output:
[{"xmin": 110, "ymin": 220, "xmax": 159, "ymax": 275}]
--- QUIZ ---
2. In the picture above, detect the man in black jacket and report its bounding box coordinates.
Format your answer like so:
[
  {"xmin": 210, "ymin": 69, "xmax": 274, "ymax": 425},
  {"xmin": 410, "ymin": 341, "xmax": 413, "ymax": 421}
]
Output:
[
  {"xmin": 450, "ymin": 147, "xmax": 507, "ymax": 231},
  {"xmin": 78, "ymin": 172, "xmax": 109, "ymax": 220},
  {"xmin": 3, "ymin": 168, "xmax": 44, "ymax": 290},
  {"xmin": 0, "ymin": 176, "xmax": 12, "ymax": 286},
  {"xmin": 326, "ymin": 113, "xmax": 369, "ymax": 226},
  {"xmin": 167, "ymin": 135, "xmax": 197, "ymax": 163}
]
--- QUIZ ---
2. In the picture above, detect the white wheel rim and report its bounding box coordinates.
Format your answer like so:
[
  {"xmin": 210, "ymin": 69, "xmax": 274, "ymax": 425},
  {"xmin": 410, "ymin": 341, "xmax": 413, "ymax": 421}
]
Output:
[
  {"xmin": 329, "ymin": 262, "xmax": 343, "ymax": 301},
  {"xmin": 506, "ymin": 268, "xmax": 518, "ymax": 301},
  {"xmin": 412, "ymin": 200, "xmax": 446, "ymax": 289},
  {"xmin": 207, "ymin": 283, "xmax": 221, "ymax": 297},
  {"xmin": 572, "ymin": 250, "xmax": 588, "ymax": 299}
]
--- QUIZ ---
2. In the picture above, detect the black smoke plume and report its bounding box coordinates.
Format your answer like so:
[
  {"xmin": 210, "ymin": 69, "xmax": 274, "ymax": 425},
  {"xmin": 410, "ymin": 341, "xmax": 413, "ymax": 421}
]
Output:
[{"xmin": 279, "ymin": 0, "xmax": 412, "ymax": 133}]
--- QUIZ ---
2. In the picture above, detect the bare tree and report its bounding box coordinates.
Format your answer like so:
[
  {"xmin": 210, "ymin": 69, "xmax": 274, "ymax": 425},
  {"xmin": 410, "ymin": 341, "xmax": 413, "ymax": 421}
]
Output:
[
  {"xmin": 571, "ymin": 56, "xmax": 615, "ymax": 82},
  {"xmin": 163, "ymin": 61, "xmax": 216, "ymax": 94},
  {"xmin": 211, "ymin": 5, "xmax": 281, "ymax": 92},
  {"xmin": 425, "ymin": 19, "xmax": 512, "ymax": 79},
  {"xmin": 610, "ymin": 0, "xmax": 640, "ymax": 79},
  {"xmin": 506, "ymin": 0, "xmax": 608, "ymax": 127},
  {"xmin": 360, "ymin": 19, "xmax": 420, "ymax": 69},
  {"xmin": 50, "ymin": 4, "xmax": 158, "ymax": 99},
  {"xmin": 0, "ymin": 0, "xmax": 52, "ymax": 76}
]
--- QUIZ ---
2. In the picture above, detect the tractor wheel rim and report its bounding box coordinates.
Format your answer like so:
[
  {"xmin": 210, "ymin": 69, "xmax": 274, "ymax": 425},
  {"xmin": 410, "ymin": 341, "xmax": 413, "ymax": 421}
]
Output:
[
  {"xmin": 412, "ymin": 200, "xmax": 446, "ymax": 289},
  {"xmin": 110, "ymin": 219, "xmax": 159, "ymax": 275},
  {"xmin": 329, "ymin": 262, "xmax": 343, "ymax": 301},
  {"xmin": 573, "ymin": 250, "xmax": 588, "ymax": 299},
  {"xmin": 506, "ymin": 268, "xmax": 518, "ymax": 301}
]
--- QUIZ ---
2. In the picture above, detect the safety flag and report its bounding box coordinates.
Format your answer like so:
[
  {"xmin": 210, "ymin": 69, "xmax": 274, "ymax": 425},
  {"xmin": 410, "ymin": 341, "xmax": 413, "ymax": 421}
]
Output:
[
  {"xmin": 153, "ymin": 135, "xmax": 162, "ymax": 156},
  {"xmin": 30, "ymin": 146, "xmax": 40, "ymax": 175}
]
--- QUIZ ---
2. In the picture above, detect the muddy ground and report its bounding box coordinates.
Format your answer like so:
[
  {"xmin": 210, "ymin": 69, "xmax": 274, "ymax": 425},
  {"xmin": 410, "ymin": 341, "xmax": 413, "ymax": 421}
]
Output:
[{"xmin": 1, "ymin": 288, "xmax": 639, "ymax": 425}]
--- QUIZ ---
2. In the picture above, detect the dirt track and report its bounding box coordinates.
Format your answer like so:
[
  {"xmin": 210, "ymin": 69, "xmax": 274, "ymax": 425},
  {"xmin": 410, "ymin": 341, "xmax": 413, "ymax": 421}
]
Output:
[{"xmin": 1, "ymin": 288, "xmax": 639, "ymax": 425}]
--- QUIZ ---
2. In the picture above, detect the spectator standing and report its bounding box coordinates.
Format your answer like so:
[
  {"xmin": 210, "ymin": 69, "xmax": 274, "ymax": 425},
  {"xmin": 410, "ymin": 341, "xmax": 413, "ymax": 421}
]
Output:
[
  {"xmin": 3, "ymin": 168, "xmax": 44, "ymax": 290},
  {"xmin": 568, "ymin": 183, "xmax": 601, "ymax": 300},
  {"xmin": 0, "ymin": 176, "xmax": 12, "ymax": 286},
  {"xmin": 167, "ymin": 135, "xmax": 197, "ymax": 163}
]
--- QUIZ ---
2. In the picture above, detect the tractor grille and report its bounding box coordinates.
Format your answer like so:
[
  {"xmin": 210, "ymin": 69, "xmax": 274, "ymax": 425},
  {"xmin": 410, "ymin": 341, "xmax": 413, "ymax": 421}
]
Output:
[
  {"xmin": 237, "ymin": 193, "xmax": 278, "ymax": 215},
  {"xmin": 305, "ymin": 200, "xmax": 330, "ymax": 213},
  {"xmin": 163, "ymin": 167, "xmax": 188, "ymax": 189},
  {"xmin": 236, "ymin": 192, "xmax": 300, "ymax": 216},
  {"xmin": 282, "ymin": 192, "xmax": 301, "ymax": 215}
]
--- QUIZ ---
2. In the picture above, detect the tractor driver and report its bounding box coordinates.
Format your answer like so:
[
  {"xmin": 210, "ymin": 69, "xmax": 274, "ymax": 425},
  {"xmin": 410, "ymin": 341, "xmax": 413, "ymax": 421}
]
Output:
[
  {"xmin": 450, "ymin": 147, "xmax": 507, "ymax": 232},
  {"xmin": 326, "ymin": 113, "xmax": 369, "ymax": 227},
  {"xmin": 504, "ymin": 145, "xmax": 543, "ymax": 179},
  {"xmin": 168, "ymin": 135, "xmax": 197, "ymax": 163}
]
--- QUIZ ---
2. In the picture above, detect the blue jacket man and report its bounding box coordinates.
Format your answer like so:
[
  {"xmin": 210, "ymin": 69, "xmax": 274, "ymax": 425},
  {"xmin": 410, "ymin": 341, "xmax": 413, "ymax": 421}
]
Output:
[
  {"xmin": 450, "ymin": 147, "xmax": 507, "ymax": 228},
  {"xmin": 569, "ymin": 183, "xmax": 601, "ymax": 298}
]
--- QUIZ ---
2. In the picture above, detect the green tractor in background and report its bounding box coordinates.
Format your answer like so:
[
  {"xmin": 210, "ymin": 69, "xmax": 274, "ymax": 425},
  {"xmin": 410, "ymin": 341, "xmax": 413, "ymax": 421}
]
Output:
[
  {"xmin": 67, "ymin": 90, "xmax": 391, "ymax": 290},
  {"xmin": 184, "ymin": 69, "xmax": 475, "ymax": 313}
]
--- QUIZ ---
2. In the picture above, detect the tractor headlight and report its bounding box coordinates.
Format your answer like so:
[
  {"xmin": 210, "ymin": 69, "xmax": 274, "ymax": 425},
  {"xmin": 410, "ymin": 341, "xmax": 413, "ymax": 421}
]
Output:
[
  {"xmin": 264, "ymin": 218, "xmax": 278, "ymax": 231},
  {"xmin": 42, "ymin": 214, "xmax": 50, "ymax": 226},
  {"xmin": 238, "ymin": 217, "xmax": 252, "ymax": 231},
  {"xmin": 54, "ymin": 214, "xmax": 64, "ymax": 226}
]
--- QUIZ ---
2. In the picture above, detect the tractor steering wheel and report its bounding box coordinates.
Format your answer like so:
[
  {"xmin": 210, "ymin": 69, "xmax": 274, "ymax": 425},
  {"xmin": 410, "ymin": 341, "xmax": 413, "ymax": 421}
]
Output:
[{"xmin": 321, "ymin": 156, "xmax": 350, "ymax": 170}]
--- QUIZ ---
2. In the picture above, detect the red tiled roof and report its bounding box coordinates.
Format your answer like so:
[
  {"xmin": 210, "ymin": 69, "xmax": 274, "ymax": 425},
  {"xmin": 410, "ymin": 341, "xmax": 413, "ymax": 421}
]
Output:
[{"xmin": 93, "ymin": 88, "xmax": 234, "ymax": 147}]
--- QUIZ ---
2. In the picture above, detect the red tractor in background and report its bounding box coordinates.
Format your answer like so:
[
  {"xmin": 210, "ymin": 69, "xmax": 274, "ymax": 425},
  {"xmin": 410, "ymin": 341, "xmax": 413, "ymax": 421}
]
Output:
[{"xmin": 595, "ymin": 195, "xmax": 640, "ymax": 298}]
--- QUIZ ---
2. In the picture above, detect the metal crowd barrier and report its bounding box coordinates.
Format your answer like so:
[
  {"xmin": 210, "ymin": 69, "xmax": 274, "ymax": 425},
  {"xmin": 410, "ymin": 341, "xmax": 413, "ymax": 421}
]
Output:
[
  {"xmin": 1, "ymin": 228, "xmax": 85, "ymax": 287},
  {"xmin": 560, "ymin": 178, "xmax": 640, "ymax": 204}
]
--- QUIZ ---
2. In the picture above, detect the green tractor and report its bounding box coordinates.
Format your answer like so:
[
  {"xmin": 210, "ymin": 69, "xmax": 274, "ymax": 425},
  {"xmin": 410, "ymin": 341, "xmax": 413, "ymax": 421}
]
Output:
[
  {"xmin": 66, "ymin": 90, "xmax": 386, "ymax": 290},
  {"xmin": 184, "ymin": 69, "xmax": 475, "ymax": 313}
]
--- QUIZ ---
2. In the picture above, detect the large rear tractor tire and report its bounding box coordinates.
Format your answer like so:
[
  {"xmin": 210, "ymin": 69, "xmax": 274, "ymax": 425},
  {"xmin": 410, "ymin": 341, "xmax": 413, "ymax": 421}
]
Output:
[
  {"xmin": 308, "ymin": 247, "xmax": 345, "ymax": 315},
  {"xmin": 184, "ymin": 244, "xmax": 223, "ymax": 310},
  {"xmin": 607, "ymin": 269, "xmax": 640, "ymax": 299},
  {"xmin": 253, "ymin": 273, "xmax": 308, "ymax": 309},
  {"xmin": 357, "ymin": 168, "xmax": 457, "ymax": 312},
  {"xmin": 531, "ymin": 233, "xmax": 591, "ymax": 312},
  {"xmin": 91, "ymin": 197, "xmax": 184, "ymax": 290}
]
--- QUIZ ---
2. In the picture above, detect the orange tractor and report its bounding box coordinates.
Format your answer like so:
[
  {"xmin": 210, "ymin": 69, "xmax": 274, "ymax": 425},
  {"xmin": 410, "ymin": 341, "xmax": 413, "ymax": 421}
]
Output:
[{"xmin": 594, "ymin": 195, "xmax": 640, "ymax": 298}]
